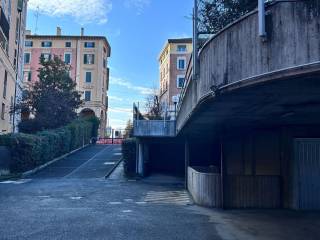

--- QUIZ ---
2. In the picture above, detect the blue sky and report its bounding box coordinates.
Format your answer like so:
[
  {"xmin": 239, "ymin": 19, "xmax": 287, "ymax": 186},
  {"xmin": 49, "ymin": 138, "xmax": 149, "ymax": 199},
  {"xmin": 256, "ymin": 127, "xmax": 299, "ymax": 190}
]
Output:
[{"xmin": 27, "ymin": 0, "xmax": 193, "ymax": 129}]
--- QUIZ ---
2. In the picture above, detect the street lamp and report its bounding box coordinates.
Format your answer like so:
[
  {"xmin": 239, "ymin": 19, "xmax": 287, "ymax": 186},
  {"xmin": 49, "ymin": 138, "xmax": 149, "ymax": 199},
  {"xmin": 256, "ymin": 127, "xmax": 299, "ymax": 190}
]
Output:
[{"xmin": 172, "ymin": 95, "xmax": 179, "ymax": 119}]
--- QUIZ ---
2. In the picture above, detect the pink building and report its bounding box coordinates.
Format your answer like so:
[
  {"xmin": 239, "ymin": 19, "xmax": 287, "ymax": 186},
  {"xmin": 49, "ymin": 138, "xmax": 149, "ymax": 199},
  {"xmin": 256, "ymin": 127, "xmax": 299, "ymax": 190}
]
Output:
[{"xmin": 23, "ymin": 28, "xmax": 111, "ymax": 137}]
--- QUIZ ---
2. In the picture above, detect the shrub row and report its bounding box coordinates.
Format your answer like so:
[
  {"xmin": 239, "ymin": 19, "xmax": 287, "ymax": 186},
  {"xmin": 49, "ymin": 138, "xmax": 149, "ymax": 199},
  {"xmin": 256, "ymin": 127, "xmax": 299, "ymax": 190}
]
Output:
[
  {"xmin": 0, "ymin": 118, "xmax": 97, "ymax": 173},
  {"xmin": 122, "ymin": 138, "xmax": 137, "ymax": 177}
]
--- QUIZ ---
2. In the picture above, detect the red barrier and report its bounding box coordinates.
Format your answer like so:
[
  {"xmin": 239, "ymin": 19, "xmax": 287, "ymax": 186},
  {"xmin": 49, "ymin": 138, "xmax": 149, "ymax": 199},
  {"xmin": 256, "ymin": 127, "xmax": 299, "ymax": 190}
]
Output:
[{"xmin": 97, "ymin": 138, "xmax": 124, "ymax": 145}]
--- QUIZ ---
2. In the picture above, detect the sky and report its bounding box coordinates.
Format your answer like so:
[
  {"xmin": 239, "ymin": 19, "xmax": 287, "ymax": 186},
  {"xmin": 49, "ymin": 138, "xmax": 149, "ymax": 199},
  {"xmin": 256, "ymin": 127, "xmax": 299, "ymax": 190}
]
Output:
[{"xmin": 26, "ymin": 0, "xmax": 193, "ymax": 130}]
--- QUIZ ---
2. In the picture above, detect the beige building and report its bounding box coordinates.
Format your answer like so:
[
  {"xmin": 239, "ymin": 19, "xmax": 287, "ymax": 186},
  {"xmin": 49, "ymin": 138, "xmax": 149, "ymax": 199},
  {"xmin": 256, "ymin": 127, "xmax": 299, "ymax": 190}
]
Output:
[
  {"xmin": 158, "ymin": 38, "xmax": 192, "ymax": 117},
  {"xmin": 0, "ymin": 0, "xmax": 28, "ymax": 134},
  {"xmin": 23, "ymin": 28, "xmax": 111, "ymax": 137}
]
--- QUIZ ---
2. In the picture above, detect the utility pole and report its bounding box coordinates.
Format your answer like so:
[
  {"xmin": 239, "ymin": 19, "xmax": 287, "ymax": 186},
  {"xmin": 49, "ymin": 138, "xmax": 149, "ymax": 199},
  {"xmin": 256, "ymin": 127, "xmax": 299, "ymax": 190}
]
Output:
[
  {"xmin": 34, "ymin": 6, "xmax": 40, "ymax": 35},
  {"xmin": 193, "ymin": 0, "xmax": 199, "ymax": 80}
]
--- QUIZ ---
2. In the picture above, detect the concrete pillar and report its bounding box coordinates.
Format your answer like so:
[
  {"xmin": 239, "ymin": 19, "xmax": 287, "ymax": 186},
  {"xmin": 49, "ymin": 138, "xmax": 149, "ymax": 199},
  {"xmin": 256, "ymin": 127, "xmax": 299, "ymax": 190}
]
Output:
[
  {"xmin": 138, "ymin": 142, "xmax": 144, "ymax": 176},
  {"xmin": 185, "ymin": 138, "xmax": 190, "ymax": 189},
  {"xmin": 220, "ymin": 140, "xmax": 226, "ymax": 209}
]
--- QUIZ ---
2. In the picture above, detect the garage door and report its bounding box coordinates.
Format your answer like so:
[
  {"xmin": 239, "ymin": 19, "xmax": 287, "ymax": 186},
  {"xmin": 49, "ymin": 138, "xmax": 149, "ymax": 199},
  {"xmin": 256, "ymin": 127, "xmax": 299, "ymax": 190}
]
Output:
[{"xmin": 295, "ymin": 139, "xmax": 320, "ymax": 209}]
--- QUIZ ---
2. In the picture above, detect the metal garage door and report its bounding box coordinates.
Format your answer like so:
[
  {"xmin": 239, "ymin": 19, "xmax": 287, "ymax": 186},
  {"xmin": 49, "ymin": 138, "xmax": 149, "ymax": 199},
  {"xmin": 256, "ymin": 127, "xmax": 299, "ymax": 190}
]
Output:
[{"xmin": 295, "ymin": 139, "xmax": 320, "ymax": 210}]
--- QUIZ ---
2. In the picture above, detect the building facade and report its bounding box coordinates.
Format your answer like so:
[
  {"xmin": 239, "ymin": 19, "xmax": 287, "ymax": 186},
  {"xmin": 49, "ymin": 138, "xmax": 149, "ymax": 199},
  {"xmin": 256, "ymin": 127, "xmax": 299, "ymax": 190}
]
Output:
[
  {"xmin": 23, "ymin": 28, "xmax": 111, "ymax": 137},
  {"xmin": 0, "ymin": 0, "xmax": 28, "ymax": 134},
  {"xmin": 158, "ymin": 38, "xmax": 192, "ymax": 118}
]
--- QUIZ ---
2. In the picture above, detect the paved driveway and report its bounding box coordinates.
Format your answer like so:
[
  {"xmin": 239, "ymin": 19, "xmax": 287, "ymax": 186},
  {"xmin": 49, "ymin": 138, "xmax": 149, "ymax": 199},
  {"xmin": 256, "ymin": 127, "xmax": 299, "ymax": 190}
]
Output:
[
  {"xmin": 0, "ymin": 145, "xmax": 220, "ymax": 240},
  {"xmin": 1, "ymin": 145, "xmax": 320, "ymax": 240}
]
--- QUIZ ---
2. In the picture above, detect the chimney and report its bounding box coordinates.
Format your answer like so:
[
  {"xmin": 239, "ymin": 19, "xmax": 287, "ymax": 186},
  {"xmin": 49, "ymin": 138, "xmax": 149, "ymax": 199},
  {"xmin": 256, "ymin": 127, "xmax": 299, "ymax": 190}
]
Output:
[
  {"xmin": 81, "ymin": 27, "xmax": 84, "ymax": 36},
  {"xmin": 56, "ymin": 27, "xmax": 62, "ymax": 36}
]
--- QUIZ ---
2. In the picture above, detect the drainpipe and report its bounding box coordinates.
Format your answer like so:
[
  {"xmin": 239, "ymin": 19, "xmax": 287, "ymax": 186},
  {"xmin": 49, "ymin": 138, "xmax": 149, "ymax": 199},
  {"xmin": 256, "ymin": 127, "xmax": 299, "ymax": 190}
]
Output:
[
  {"xmin": 13, "ymin": 6, "xmax": 23, "ymax": 132},
  {"xmin": 258, "ymin": 0, "xmax": 267, "ymax": 37}
]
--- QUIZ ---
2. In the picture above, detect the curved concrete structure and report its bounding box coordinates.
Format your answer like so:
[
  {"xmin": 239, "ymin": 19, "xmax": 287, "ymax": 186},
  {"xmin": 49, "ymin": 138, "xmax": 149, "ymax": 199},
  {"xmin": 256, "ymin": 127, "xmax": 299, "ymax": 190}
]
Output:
[{"xmin": 177, "ymin": 2, "xmax": 320, "ymax": 136}]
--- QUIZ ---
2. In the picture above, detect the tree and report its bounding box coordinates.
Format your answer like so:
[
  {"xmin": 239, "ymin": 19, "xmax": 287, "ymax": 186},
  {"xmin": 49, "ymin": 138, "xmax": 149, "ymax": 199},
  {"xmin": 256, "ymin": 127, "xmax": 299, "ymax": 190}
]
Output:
[
  {"xmin": 198, "ymin": 0, "xmax": 258, "ymax": 34},
  {"xmin": 16, "ymin": 55, "xmax": 83, "ymax": 133},
  {"xmin": 144, "ymin": 92, "xmax": 163, "ymax": 120},
  {"xmin": 123, "ymin": 120, "xmax": 133, "ymax": 139}
]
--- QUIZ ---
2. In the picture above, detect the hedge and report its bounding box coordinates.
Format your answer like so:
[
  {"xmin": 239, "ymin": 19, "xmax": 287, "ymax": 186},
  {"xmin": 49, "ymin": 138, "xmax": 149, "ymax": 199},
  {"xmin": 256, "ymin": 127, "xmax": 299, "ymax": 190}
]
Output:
[
  {"xmin": 122, "ymin": 138, "xmax": 137, "ymax": 177},
  {"xmin": 0, "ymin": 118, "xmax": 97, "ymax": 173}
]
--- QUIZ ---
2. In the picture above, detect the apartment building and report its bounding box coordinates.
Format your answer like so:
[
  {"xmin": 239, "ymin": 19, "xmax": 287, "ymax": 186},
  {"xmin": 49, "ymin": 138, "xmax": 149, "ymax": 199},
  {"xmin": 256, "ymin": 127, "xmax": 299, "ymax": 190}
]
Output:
[
  {"xmin": 23, "ymin": 28, "xmax": 111, "ymax": 137},
  {"xmin": 0, "ymin": 0, "xmax": 28, "ymax": 134},
  {"xmin": 158, "ymin": 38, "xmax": 192, "ymax": 117}
]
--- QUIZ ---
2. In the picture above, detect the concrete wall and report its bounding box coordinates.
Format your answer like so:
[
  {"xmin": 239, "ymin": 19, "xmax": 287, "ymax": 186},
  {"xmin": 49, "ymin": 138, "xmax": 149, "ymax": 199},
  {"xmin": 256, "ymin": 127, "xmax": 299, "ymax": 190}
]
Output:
[
  {"xmin": 133, "ymin": 120, "xmax": 176, "ymax": 137},
  {"xmin": 188, "ymin": 167, "xmax": 222, "ymax": 208}
]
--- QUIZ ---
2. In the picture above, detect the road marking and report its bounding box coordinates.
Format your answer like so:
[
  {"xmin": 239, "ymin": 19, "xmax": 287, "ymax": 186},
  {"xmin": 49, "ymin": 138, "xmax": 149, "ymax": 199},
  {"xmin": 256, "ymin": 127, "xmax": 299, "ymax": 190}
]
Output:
[
  {"xmin": 122, "ymin": 210, "xmax": 132, "ymax": 213},
  {"xmin": 113, "ymin": 153, "xmax": 122, "ymax": 156},
  {"xmin": 0, "ymin": 179, "xmax": 31, "ymax": 184},
  {"xmin": 104, "ymin": 162, "xmax": 116, "ymax": 165},
  {"xmin": 64, "ymin": 146, "xmax": 111, "ymax": 178},
  {"xmin": 109, "ymin": 202, "xmax": 122, "ymax": 205},
  {"xmin": 136, "ymin": 201, "xmax": 147, "ymax": 205},
  {"xmin": 70, "ymin": 196, "xmax": 83, "ymax": 200}
]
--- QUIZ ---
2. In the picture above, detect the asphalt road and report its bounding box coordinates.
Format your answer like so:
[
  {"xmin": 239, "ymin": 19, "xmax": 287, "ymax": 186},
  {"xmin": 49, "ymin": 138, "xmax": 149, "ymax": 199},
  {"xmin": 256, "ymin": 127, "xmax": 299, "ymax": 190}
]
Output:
[
  {"xmin": 32, "ymin": 145, "xmax": 122, "ymax": 179},
  {"xmin": 0, "ymin": 145, "xmax": 221, "ymax": 240}
]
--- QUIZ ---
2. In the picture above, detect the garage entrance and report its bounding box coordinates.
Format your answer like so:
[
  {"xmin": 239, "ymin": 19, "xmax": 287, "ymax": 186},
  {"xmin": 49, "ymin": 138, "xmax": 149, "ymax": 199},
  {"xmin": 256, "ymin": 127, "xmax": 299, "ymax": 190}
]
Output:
[
  {"xmin": 144, "ymin": 140, "xmax": 185, "ymax": 177},
  {"xmin": 295, "ymin": 139, "xmax": 320, "ymax": 210}
]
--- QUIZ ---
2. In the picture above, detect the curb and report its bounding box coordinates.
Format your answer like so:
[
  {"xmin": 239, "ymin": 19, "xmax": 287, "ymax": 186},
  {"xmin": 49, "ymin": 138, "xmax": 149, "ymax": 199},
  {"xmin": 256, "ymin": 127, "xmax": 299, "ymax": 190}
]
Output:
[
  {"xmin": 105, "ymin": 158, "xmax": 123, "ymax": 179},
  {"xmin": 21, "ymin": 144, "xmax": 90, "ymax": 178}
]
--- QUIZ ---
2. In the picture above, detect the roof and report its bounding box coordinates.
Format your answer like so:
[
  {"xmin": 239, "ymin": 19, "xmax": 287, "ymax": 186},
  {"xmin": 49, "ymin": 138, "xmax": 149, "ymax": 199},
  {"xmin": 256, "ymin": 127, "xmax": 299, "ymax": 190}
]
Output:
[
  {"xmin": 25, "ymin": 34, "xmax": 111, "ymax": 51},
  {"xmin": 158, "ymin": 38, "xmax": 193, "ymax": 60},
  {"xmin": 167, "ymin": 38, "xmax": 192, "ymax": 44}
]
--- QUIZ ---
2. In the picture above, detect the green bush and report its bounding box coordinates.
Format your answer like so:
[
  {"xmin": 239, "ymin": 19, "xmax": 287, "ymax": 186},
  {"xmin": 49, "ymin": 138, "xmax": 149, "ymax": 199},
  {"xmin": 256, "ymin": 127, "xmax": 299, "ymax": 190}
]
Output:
[
  {"xmin": 122, "ymin": 138, "xmax": 137, "ymax": 177},
  {"xmin": 0, "ymin": 118, "xmax": 97, "ymax": 173}
]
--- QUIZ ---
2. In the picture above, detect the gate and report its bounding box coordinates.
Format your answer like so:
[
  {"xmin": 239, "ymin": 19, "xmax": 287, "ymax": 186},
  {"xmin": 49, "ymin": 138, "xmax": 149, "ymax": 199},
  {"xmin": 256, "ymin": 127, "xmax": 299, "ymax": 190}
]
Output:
[
  {"xmin": 97, "ymin": 138, "xmax": 124, "ymax": 145},
  {"xmin": 295, "ymin": 139, "xmax": 320, "ymax": 210}
]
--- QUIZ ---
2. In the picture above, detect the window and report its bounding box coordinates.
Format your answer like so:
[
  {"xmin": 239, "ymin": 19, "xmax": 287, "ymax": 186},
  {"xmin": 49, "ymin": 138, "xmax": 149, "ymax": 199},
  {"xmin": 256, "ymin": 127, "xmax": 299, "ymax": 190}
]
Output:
[
  {"xmin": 85, "ymin": 72, "xmax": 92, "ymax": 83},
  {"xmin": 84, "ymin": 91, "xmax": 91, "ymax": 101},
  {"xmin": 177, "ymin": 75, "xmax": 185, "ymax": 88},
  {"xmin": 84, "ymin": 42, "xmax": 95, "ymax": 48},
  {"xmin": 24, "ymin": 52, "xmax": 31, "ymax": 64},
  {"xmin": 84, "ymin": 54, "xmax": 94, "ymax": 64},
  {"xmin": 13, "ymin": 49, "xmax": 17, "ymax": 68},
  {"xmin": 24, "ymin": 71, "xmax": 32, "ymax": 82},
  {"xmin": 3, "ymin": 71, "xmax": 7, "ymax": 99},
  {"xmin": 103, "ymin": 58, "xmax": 108, "ymax": 68},
  {"xmin": 177, "ymin": 45, "xmax": 187, "ymax": 52},
  {"xmin": 9, "ymin": 96, "xmax": 13, "ymax": 122},
  {"xmin": 27, "ymin": 71, "xmax": 32, "ymax": 82},
  {"xmin": 177, "ymin": 57, "xmax": 186, "ymax": 70},
  {"xmin": 15, "ymin": 17, "xmax": 20, "ymax": 43},
  {"xmin": 25, "ymin": 40, "xmax": 33, "ymax": 47},
  {"xmin": 64, "ymin": 53, "xmax": 71, "ymax": 64},
  {"xmin": 41, "ymin": 53, "xmax": 51, "ymax": 62},
  {"xmin": 41, "ymin": 41, "xmax": 52, "ymax": 48},
  {"xmin": 65, "ymin": 42, "xmax": 72, "ymax": 48},
  {"xmin": 1, "ymin": 103, "xmax": 5, "ymax": 120}
]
